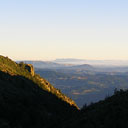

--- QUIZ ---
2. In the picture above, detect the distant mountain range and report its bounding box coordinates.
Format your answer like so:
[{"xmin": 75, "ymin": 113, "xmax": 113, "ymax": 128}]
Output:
[
  {"xmin": 17, "ymin": 60, "xmax": 65, "ymax": 69},
  {"xmin": 17, "ymin": 60, "xmax": 94, "ymax": 70},
  {"xmin": 17, "ymin": 58, "xmax": 128, "ymax": 67},
  {"xmin": 53, "ymin": 58, "xmax": 128, "ymax": 66},
  {"xmin": 17, "ymin": 60, "xmax": 128, "ymax": 73}
]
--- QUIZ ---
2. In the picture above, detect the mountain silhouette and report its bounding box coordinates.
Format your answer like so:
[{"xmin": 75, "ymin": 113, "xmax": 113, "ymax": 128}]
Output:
[{"xmin": 0, "ymin": 55, "xmax": 78, "ymax": 128}]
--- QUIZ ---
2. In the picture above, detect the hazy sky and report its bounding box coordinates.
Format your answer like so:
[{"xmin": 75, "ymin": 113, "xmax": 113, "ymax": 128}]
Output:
[{"xmin": 0, "ymin": 0, "xmax": 128, "ymax": 60}]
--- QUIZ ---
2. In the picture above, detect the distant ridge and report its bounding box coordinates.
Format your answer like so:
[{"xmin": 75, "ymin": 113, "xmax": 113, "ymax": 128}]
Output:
[
  {"xmin": 17, "ymin": 60, "xmax": 93, "ymax": 70},
  {"xmin": 17, "ymin": 60, "xmax": 70, "ymax": 69},
  {"xmin": 53, "ymin": 58, "xmax": 128, "ymax": 66}
]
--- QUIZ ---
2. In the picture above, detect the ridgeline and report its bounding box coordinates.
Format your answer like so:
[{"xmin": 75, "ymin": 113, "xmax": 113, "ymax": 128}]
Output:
[{"xmin": 0, "ymin": 55, "xmax": 78, "ymax": 128}]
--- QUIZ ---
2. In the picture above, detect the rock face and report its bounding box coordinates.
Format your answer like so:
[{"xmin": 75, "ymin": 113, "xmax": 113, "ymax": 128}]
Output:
[
  {"xmin": 25, "ymin": 64, "xmax": 35, "ymax": 76},
  {"xmin": 35, "ymin": 75, "xmax": 79, "ymax": 109}
]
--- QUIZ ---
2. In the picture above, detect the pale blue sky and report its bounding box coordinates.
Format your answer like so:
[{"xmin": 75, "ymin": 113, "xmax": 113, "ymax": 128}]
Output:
[{"xmin": 0, "ymin": 0, "xmax": 128, "ymax": 60}]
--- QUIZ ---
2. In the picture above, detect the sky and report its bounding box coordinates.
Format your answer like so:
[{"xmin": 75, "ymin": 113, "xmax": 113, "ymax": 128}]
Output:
[{"xmin": 0, "ymin": 0, "xmax": 128, "ymax": 60}]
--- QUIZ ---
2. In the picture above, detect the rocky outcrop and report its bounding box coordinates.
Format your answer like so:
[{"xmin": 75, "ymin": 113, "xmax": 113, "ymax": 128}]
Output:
[
  {"xmin": 25, "ymin": 64, "xmax": 35, "ymax": 76},
  {"xmin": 35, "ymin": 75, "xmax": 79, "ymax": 109}
]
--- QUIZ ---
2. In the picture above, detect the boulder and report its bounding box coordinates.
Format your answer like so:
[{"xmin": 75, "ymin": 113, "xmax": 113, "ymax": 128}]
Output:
[{"xmin": 25, "ymin": 64, "xmax": 35, "ymax": 76}]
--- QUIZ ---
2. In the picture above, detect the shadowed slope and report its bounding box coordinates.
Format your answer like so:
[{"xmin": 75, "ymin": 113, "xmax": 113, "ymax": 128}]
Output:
[
  {"xmin": 0, "ymin": 55, "xmax": 78, "ymax": 108},
  {"xmin": 61, "ymin": 89, "xmax": 128, "ymax": 128},
  {"xmin": 0, "ymin": 55, "xmax": 78, "ymax": 128}
]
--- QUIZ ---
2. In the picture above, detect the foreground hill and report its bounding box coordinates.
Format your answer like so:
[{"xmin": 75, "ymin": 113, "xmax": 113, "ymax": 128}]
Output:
[
  {"xmin": 0, "ymin": 56, "xmax": 77, "ymax": 108},
  {"xmin": 61, "ymin": 89, "xmax": 128, "ymax": 128},
  {"xmin": 0, "ymin": 55, "xmax": 78, "ymax": 128}
]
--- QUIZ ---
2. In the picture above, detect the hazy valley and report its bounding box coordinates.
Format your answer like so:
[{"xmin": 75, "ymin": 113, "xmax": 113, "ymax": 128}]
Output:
[{"xmin": 19, "ymin": 59, "xmax": 128, "ymax": 108}]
